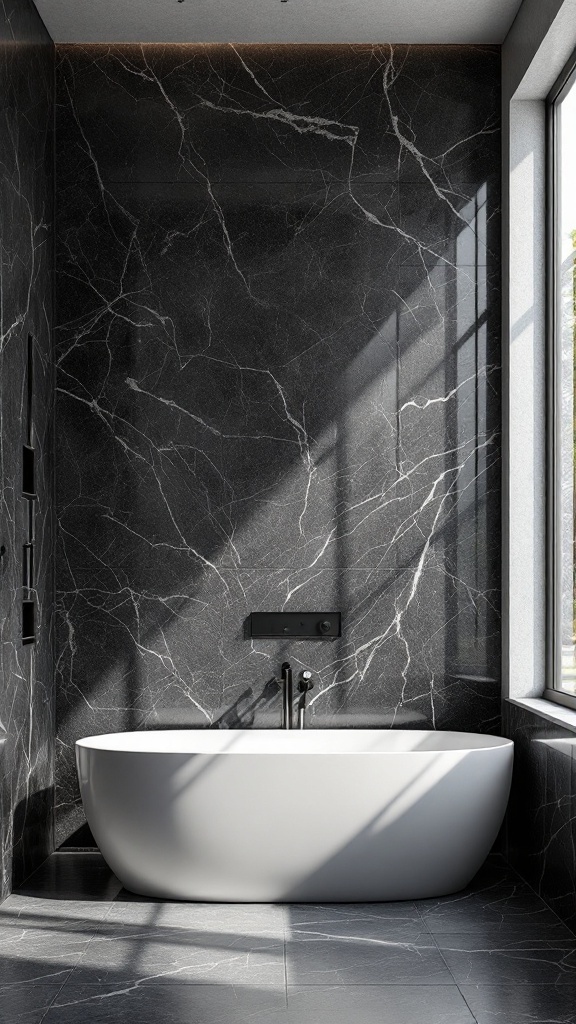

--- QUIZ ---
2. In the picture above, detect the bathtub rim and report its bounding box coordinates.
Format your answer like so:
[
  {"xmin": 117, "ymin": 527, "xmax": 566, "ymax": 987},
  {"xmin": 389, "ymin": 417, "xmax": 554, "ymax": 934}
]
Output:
[{"xmin": 75, "ymin": 728, "xmax": 514, "ymax": 755}]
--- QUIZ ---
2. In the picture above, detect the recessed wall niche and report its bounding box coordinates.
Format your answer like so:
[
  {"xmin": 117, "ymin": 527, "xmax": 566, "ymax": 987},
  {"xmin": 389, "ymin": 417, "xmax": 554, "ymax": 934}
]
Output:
[{"xmin": 22, "ymin": 334, "xmax": 36, "ymax": 644}]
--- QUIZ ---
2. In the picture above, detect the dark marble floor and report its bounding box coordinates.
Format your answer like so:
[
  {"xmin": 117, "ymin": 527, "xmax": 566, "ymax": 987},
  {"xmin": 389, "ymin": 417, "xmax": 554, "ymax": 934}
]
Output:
[{"xmin": 2, "ymin": 853, "xmax": 575, "ymax": 1023}]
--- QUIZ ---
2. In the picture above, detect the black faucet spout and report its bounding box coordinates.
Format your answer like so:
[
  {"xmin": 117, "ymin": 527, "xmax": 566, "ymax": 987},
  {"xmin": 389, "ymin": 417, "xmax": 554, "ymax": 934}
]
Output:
[
  {"xmin": 297, "ymin": 671, "xmax": 314, "ymax": 729},
  {"xmin": 281, "ymin": 661, "xmax": 293, "ymax": 729}
]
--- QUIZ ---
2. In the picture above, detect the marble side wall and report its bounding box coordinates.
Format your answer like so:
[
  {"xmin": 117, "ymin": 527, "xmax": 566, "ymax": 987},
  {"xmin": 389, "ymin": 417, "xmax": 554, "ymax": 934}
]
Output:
[
  {"xmin": 54, "ymin": 44, "xmax": 501, "ymax": 841},
  {"xmin": 503, "ymin": 701, "xmax": 576, "ymax": 934},
  {"xmin": 0, "ymin": 1, "xmax": 54, "ymax": 895}
]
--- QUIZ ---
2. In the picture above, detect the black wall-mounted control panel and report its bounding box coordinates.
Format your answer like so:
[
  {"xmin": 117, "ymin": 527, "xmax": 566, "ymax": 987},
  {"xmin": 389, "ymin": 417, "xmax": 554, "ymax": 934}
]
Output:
[{"xmin": 250, "ymin": 612, "xmax": 341, "ymax": 639}]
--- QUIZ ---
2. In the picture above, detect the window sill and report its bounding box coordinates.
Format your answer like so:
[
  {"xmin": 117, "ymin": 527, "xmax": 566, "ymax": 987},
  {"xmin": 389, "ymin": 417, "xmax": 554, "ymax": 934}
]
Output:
[{"xmin": 506, "ymin": 696, "xmax": 576, "ymax": 735}]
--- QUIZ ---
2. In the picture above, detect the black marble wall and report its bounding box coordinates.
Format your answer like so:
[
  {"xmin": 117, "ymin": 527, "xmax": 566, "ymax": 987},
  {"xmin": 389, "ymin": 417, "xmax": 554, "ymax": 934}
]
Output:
[
  {"xmin": 55, "ymin": 44, "xmax": 501, "ymax": 840},
  {"xmin": 0, "ymin": 0, "xmax": 54, "ymax": 895},
  {"xmin": 503, "ymin": 701, "xmax": 576, "ymax": 933}
]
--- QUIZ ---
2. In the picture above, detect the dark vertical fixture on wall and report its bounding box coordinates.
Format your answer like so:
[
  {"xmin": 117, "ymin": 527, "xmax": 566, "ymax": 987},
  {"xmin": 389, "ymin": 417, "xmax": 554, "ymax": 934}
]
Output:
[
  {"xmin": 22, "ymin": 333, "xmax": 36, "ymax": 644},
  {"xmin": 0, "ymin": 0, "xmax": 55, "ymax": 898}
]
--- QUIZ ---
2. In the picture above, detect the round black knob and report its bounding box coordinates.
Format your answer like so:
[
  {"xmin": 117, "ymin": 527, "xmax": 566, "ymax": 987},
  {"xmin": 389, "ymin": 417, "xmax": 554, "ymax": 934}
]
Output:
[
  {"xmin": 298, "ymin": 671, "xmax": 314, "ymax": 693},
  {"xmin": 319, "ymin": 620, "xmax": 332, "ymax": 634}
]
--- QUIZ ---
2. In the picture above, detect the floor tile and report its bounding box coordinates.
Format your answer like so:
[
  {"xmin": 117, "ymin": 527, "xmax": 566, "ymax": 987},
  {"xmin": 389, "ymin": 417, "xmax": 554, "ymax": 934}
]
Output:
[
  {"xmin": 68, "ymin": 923, "xmax": 286, "ymax": 986},
  {"xmin": 416, "ymin": 887, "xmax": 568, "ymax": 933},
  {"xmin": 44, "ymin": 984, "xmax": 287, "ymax": 1023},
  {"xmin": 285, "ymin": 986, "xmax": 476, "ymax": 1023},
  {"xmin": 105, "ymin": 900, "xmax": 285, "ymax": 938},
  {"xmin": 286, "ymin": 904, "xmax": 427, "ymax": 942},
  {"xmin": 4, "ymin": 853, "xmax": 576, "ymax": 1023},
  {"xmin": 15, "ymin": 854, "xmax": 122, "ymax": 902},
  {"xmin": 0, "ymin": 985, "xmax": 64, "ymax": 1023},
  {"xmin": 0, "ymin": 924, "xmax": 92, "ymax": 985},
  {"xmin": 437, "ymin": 933, "xmax": 576, "ymax": 985},
  {"xmin": 460, "ymin": 984, "xmax": 576, "ymax": 1023},
  {"xmin": 423, "ymin": 917, "xmax": 573, "ymax": 942},
  {"xmin": 286, "ymin": 902, "xmax": 420, "ymax": 927},
  {"xmin": 416, "ymin": 854, "xmax": 569, "ymax": 938},
  {"xmin": 43, "ymin": 983, "xmax": 477, "ymax": 1024},
  {"xmin": 424, "ymin": 916, "xmax": 573, "ymax": 939},
  {"xmin": 286, "ymin": 928, "xmax": 453, "ymax": 985},
  {"xmin": 0, "ymin": 898, "xmax": 112, "ymax": 934}
]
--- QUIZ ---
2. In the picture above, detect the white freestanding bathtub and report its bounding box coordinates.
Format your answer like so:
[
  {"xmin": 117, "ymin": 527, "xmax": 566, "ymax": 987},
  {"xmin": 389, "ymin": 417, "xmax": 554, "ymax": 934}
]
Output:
[{"xmin": 76, "ymin": 729, "xmax": 513, "ymax": 902}]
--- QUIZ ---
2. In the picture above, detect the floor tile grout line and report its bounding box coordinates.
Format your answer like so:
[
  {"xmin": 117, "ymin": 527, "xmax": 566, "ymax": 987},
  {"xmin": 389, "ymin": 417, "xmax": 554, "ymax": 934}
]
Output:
[
  {"xmin": 414, "ymin": 902, "xmax": 435, "ymax": 935},
  {"xmin": 284, "ymin": 982, "xmax": 483, "ymax": 987},
  {"xmin": 505, "ymin": 860, "xmax": 576, "ymax": 940},
  {"xmin": 101, "ymin": 900, "xmax": 118, "ymax": 922},
  {"xmin": 57, "ymin": 893, "xmax": 144, "ymax": 987},
  {"xmin": 52, "ymin": 921, "xmax": 103, "ymax": 988},
  {"xmin": 428, "ymin": 928, "xmax": 462, "ymax": 989},
  {"xmin": 456, "ymin": 984, "xmax": 481, "ymax": 1024},
  {"xmin": 36, "ymin": 974, "xmax": 72, "ymax": 1024},
  {"xmin": 42, "ymin": 982, "xmax": 576, "ymax": 989}
]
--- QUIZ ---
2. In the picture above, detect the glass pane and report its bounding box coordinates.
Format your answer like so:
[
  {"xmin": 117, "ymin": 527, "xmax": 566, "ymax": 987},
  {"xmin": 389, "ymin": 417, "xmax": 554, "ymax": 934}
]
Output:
[{"xmin": 558, "ymin": 78, "xmax": 576, "ymax": 695}]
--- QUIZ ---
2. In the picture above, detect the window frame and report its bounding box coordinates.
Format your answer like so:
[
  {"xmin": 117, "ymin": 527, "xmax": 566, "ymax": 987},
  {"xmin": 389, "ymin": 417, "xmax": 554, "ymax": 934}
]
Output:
[{"xmin": 545, "ymin": 48, "xmax": 576, "ymax": 711}]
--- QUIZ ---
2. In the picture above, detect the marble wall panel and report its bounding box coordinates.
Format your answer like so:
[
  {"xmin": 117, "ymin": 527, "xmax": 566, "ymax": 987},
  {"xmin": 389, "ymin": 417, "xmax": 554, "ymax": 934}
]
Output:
[
  {"xmin": 55, "ymin": 44, "xmax": 501, "ymax": 841},
  {"xmin": 55, "ymin": 45, "xmax": 500, "ymax": 187},
  {"xmin": 503, "ymin": 702, "xmax": 576, "ymax": 934},
  {"xmin": 0, "ymin": 0, "xmax": 54, "ymax": 896}
]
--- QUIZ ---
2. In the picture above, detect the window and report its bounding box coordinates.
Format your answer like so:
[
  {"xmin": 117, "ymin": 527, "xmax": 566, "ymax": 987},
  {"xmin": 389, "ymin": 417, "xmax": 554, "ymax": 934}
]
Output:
[{"xmin": 548, "ymin": 53, "xmax": 576, "ymax": 708}]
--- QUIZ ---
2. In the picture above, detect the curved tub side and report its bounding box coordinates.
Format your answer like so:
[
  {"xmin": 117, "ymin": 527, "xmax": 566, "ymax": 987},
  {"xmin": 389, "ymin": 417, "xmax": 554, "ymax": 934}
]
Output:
[{"xmin": 76, "ymin": 738, "xmax": 513, "ymax": 902}]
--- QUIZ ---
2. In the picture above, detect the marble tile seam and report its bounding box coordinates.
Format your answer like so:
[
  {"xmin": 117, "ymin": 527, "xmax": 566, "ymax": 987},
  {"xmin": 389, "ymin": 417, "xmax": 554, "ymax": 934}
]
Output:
[
  {"xmin": 32, "ymin": 983, "xmax": 69, "ymax": 1024},
  {"xmin": 54, "ymin": 566, "xmax": 410, "ymax": 573},
  {"xmin": 54, "ymin": 177, "xmax": 496, "ymax": 185}
]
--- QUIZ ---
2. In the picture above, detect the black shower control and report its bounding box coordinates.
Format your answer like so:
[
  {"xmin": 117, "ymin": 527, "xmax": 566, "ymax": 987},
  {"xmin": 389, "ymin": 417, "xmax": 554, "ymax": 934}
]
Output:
[
  {"xmin": 22, "ymin": 601, "xmax": 35, "ymax": 645},
  {"xmin": 22, "ymin": 445, "xmax": 36, "ymax": 498},
  {"xmin": 250, "ymin": 612, "xmax": 341, "ymax": 639}
]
